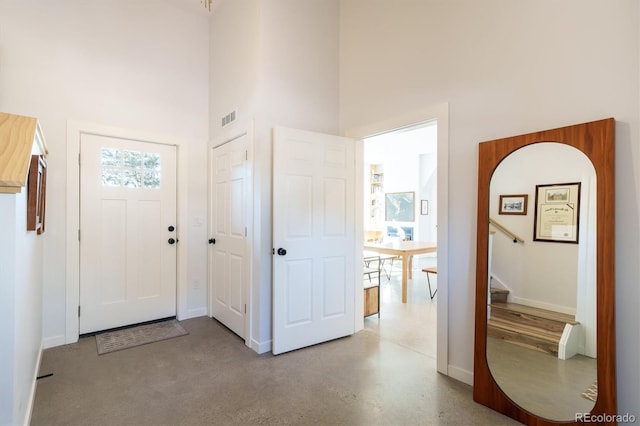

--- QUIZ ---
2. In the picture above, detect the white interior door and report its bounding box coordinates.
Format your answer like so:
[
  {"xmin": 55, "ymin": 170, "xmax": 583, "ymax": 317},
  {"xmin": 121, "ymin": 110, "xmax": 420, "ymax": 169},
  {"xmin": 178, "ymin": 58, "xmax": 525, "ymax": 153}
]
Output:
[
  {"xmin": 80, "ymin": 134, "xmax": 177, "ymax": 334},
  {"xmin": 209, "ymin": 135, "xmax": 248, "ymax": 338},
  {"xmin": 272, "ymin": 127, "xmax": 356, "ymax": 355}
]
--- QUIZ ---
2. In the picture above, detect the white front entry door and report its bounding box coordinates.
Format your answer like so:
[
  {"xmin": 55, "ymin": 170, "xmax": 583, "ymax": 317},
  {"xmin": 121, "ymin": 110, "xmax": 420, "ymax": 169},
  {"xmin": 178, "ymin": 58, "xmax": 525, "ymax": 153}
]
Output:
[
  {"xmin": 79, "ymin": 134, "xmax": 177, "ymax": 334},
  {"xmin": 209, "ymin": 135, "xmax": 248, "ymax": 338},
  {"xmin": 272, "ymin": 127, "xmax": 356, "ymax": 355}
]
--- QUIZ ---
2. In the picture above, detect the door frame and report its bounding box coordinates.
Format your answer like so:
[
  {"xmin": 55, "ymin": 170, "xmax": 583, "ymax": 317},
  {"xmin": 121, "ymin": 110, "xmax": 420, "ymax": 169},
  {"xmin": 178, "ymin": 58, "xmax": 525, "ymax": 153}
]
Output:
[
  {"xmin": 65, "ymin": 120, "xmax": 189, "ymax": 345},
  {"xmin": 345, "ymin": 102, "xmax": 450, "ymax": 377},
  {"xmin": 208, "ymin": 124, "xmax": 254, "ymax": 347}
]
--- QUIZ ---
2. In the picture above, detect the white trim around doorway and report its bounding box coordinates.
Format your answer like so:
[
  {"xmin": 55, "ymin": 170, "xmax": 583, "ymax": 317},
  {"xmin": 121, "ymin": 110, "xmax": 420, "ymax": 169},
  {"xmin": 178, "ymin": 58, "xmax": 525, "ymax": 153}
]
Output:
[
  {"xmin": 63, "ymin": 120, "xmax": 190, "ymax": 346},
  {"xmin": 344, "ymin": 102, "xmax": 450, "ymax": 378}
]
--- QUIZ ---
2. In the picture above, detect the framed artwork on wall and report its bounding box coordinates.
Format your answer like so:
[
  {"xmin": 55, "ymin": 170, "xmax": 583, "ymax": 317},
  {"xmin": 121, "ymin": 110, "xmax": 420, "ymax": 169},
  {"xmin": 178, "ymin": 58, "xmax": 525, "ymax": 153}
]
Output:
[
  {"xmin": 385, "ymin": 191, "xmax": 415, "ymax": 222},
  {"xmin": 27, "ymin": 154, "xmax": 47, "ymax": 234},
  {"xmin": 420, "ymin": 200, "xmax": 429, "ymax": 215}
]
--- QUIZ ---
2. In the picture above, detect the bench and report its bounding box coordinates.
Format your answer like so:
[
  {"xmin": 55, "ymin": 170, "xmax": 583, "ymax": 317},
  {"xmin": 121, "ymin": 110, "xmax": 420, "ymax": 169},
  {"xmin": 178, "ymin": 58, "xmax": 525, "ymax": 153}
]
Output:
[{"xmin": 421, "ymin": 267, "xmax": 437, "ymax": 300}]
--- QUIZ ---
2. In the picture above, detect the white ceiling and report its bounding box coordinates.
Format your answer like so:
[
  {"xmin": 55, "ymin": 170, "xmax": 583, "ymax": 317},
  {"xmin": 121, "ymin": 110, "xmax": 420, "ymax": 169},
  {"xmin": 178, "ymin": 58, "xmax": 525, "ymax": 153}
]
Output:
[{"xmin": 364, "ymin": 123, "xmax": 438, "ymax": 164}]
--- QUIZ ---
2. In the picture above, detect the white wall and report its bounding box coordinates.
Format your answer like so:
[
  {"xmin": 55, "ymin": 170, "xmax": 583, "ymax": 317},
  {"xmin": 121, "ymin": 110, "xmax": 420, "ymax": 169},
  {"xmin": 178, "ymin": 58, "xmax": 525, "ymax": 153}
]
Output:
[
  {"xmin": 418, "ymin": 152, "xmax": 437, "ymax": 242},
  {"xmin": 11, "ymin": 190, "xmax": 44, "ymax": 426},
  {"xmin": 340, "ymin": 0, "xmax": 640, "ymax": 413},
  {"xmin": 0, "ymin": 144, "xmax": 44, "ymax": 426},
  {"xmin": 0, "ymin": 1, "xmax": 209, "ymax": 347},
  {"xmin": 209, "ymin": 0, "xmax": 261, "ymax": 137},
  {"xmin": 258, "ymin": 0, "xmax": 340, "ymax": 134},
  {"xmin": 0, "ymin": 195, "xmax": 19, "ymax": 426},
  {"xmin": 209, "ymin": 0, "xmax": 340, "ymax": 135}
]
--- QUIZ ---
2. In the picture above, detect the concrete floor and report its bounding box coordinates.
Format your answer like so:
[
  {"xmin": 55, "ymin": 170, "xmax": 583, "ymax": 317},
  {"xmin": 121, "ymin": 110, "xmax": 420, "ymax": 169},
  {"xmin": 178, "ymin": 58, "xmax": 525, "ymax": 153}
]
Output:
[{"xmin": 31, "ymin": 261, "xmax": 518, "ymax": 426}]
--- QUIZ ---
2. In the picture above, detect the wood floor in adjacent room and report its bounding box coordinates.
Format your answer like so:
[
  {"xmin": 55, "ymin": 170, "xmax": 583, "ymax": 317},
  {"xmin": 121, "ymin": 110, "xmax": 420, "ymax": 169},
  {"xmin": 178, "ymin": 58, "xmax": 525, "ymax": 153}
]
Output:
[{"xmin": 31, "ymin": 260, "xmax": 518, "ymax": 426}]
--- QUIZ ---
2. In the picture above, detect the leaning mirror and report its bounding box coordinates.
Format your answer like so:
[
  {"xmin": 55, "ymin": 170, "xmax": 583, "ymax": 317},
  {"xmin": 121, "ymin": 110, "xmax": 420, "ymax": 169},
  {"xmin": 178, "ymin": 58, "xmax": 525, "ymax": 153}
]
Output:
[{"xmin": 473, "ymin": 119, "xmax": 616, "ymax": 425}]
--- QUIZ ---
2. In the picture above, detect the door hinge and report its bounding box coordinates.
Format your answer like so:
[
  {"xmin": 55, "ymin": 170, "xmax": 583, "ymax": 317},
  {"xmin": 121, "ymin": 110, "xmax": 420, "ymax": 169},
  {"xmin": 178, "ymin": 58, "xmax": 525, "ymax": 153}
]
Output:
[
  {"xmin": 78, "ymin": 229, "xmax": 81, "ymax": 241},
  {"xmin": 245, "ymin": 150, "xmax": 248, "ymax": 161},
  {"xmin": 78, "ymin": 306, "xmax": 81, "ymax": 317},
  {"xmin": 244, "ymin": 304, "xmax": 246, "ymax": 314},
  {"xmin": 78, "ymin": 153, "xmax": 81, "ymax": 166},
  {"xmin": 245, "ymin": 227, "xmax": 247, "ymax": 237}
]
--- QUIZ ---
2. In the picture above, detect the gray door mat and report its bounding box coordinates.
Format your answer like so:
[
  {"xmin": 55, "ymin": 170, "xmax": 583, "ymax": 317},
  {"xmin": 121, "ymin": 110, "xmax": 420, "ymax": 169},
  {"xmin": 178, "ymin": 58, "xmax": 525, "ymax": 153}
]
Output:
[{"xmin": 95, "ymin": 319, "xmax": 188, "ymax": 355}]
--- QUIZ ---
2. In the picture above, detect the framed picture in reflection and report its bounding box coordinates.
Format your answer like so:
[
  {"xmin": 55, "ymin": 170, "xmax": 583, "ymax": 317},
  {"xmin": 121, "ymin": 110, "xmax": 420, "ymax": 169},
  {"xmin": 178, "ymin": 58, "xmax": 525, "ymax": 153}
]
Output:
[
  {"xmin": 498, "ymin": 194, "xmax": 528, "ymax": 215},
  {"xmin": 533, "ymin": 182, "xmax": 581, "ymax": 243}
]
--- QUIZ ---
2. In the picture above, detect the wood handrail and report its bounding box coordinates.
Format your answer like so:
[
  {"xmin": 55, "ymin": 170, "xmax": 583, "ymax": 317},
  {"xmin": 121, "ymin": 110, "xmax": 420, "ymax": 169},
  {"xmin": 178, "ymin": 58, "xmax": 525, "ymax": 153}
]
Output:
[{"xmin": 489, "ymin": 217, "xmax": 524, "ymax": 244}]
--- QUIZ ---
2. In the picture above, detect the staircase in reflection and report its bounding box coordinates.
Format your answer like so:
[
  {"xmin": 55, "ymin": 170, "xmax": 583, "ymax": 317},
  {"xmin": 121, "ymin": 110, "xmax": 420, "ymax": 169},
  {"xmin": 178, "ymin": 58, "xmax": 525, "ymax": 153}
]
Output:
[{"xmin": 488, "ymin": 288, "xmax": 578, "ymax": 357}]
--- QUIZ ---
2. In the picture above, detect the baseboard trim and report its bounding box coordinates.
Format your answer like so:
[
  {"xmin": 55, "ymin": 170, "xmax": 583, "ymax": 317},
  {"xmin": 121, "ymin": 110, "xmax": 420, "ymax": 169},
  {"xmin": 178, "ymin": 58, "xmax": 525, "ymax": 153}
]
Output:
[
  {"xmin": 510, "ymin": 296, "xmax": 575, "ymax": 316},
  {"xmin": 447, "ymin": 364, "xmax": 473, "ymax": 386},
  {"xmin": 180, "ymin": 307, "xmax": 207, "ymax": 321},
  {"xmin": 250, "ymin": 338, "xmax": 271, "ymax": 354},
  {"xmin": 43, "ymin": 334, "xmax": 66, "ymax": 350},
  {"xmin": 24, "ymin": 342, "xmax": 43, "ymax": 426}
]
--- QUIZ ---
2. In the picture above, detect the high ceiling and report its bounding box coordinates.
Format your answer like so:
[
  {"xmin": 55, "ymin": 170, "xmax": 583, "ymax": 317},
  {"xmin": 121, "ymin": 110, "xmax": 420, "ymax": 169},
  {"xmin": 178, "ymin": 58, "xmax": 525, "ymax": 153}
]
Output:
[{"xmin": 365, "ymin": 124, "xmax": 438, "ymax": 164}]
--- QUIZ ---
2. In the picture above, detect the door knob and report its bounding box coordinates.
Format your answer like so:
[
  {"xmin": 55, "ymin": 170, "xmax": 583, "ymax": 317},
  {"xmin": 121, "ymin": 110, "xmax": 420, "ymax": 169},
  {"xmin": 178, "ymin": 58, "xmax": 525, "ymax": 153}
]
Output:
[
  {"xmin": 168, "ymin": 238, "xmax": 176, "ymax": 245},
  {"xmin": 209, "ymin": 238, "xmax": 216, "ymax": 245},
  {"xmin": 277, "ymin": 248, "xmax": 287, "ymax": 256}
]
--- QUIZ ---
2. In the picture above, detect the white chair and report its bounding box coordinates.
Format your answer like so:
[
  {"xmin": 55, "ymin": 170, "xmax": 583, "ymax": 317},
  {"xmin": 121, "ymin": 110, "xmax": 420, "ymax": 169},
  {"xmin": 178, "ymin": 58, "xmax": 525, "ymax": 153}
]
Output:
[{"xmin": 363, "ymin": 254, "xmax": 381, "ymax": 286}]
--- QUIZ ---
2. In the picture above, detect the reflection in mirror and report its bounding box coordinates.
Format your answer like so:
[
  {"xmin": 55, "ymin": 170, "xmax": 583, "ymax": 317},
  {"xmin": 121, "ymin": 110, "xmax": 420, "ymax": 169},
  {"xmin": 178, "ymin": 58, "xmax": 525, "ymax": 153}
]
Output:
[{"xmin": 486, "ymin": 143, "xmax": 596, "ymax": 420}]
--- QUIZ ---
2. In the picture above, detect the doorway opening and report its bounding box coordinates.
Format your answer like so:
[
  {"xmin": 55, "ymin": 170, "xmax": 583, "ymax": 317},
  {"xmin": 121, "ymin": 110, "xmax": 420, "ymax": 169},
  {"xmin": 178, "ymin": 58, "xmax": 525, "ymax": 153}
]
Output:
[{"xmin": 362, "ymin": 121, "xmax": 438, "ymax": 359}]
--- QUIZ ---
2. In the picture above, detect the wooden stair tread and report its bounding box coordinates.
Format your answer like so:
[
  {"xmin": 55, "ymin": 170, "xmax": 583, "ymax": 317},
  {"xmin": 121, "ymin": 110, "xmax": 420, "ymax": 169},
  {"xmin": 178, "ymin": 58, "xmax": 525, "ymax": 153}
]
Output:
[
  {"xmin": 488, "ymin": 317, "xmax": 562, "ymax": 341},
  {"xmin": 487, "ymin": 324, "xmax": 560, "ymax": 356},
  {"xmin": 487, "ymin": 301, "xmax": 576, "ymax": 357},
  {"xmin": 491, "ymin": 302, "xmax": 577, "ymax": 325},
  {"xmin": 489, "ymin": 287, "xmax": 509, "ymax": 304}
]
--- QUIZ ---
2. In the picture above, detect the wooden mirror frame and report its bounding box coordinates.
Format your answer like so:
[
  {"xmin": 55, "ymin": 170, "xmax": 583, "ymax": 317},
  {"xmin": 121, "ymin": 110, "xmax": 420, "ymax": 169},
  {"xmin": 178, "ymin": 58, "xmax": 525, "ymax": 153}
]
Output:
[{"xmin": 473, "ymin": 118, "xmax": 616, "ymax": 425}]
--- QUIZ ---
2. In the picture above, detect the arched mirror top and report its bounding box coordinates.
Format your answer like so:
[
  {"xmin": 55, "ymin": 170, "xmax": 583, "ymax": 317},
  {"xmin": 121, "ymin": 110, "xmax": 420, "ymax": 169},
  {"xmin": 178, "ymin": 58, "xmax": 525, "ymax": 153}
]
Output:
[
  {"xmin": 490, "ymin": 142, "xmax": 594, "ymax": 182},
  {"xmin": 473, "ymin": 118, "xmax": 616, "ymax": 425}
]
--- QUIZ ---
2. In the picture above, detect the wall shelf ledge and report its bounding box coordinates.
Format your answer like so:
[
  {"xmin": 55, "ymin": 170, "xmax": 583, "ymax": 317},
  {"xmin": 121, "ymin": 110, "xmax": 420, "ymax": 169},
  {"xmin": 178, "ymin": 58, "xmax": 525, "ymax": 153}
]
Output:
[{"xmin": 0, "ymin": 112, "xmax": 48, "ymax": 193}]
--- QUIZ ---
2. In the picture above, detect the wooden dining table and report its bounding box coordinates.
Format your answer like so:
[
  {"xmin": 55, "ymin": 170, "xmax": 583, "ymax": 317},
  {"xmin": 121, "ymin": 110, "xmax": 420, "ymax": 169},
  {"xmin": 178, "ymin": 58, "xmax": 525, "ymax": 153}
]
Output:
[{"xmin": 363, "ymin": 240, "xmax": 437, "ymax": 303}]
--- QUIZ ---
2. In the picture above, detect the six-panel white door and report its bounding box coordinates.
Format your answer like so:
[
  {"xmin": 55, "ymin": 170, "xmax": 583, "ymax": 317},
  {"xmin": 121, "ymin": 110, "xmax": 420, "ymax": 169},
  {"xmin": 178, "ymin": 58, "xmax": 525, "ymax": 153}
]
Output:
[
  {"xmin": 209, "ymin": 135, "xmax": 248, "ymax": 338},
  {"xmin": 80, "ymin": 134, "xmax": 177, "ymax": 334},
  {"xmin": 272, "ymin": 127, "xmax": 356, "ymax": 355}
]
